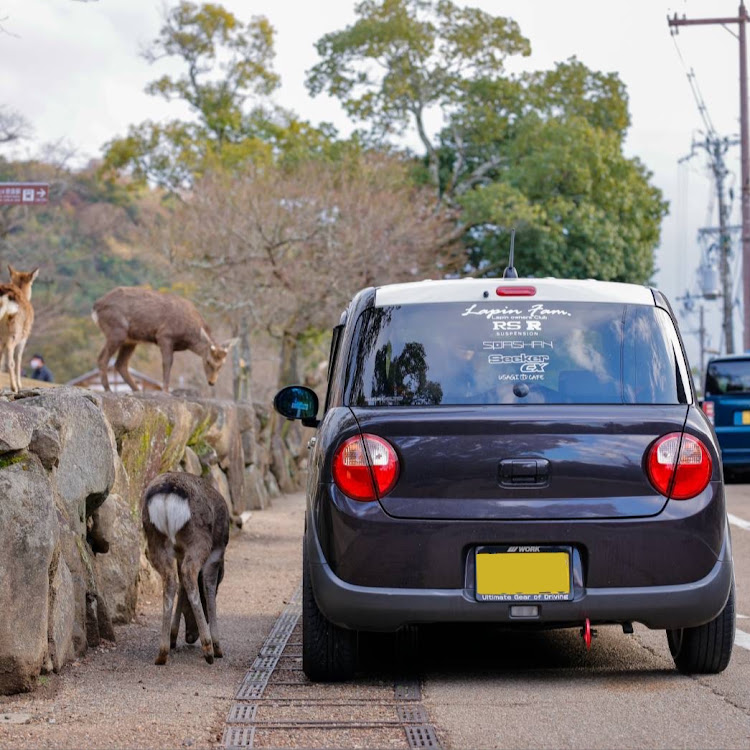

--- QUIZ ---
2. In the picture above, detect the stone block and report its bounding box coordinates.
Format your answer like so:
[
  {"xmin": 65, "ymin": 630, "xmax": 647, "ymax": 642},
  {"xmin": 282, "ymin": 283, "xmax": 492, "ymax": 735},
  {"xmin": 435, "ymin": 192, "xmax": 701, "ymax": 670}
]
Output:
[{"xmin": 0, "ymin": 455, "xmax": 58, "ymax": 694}]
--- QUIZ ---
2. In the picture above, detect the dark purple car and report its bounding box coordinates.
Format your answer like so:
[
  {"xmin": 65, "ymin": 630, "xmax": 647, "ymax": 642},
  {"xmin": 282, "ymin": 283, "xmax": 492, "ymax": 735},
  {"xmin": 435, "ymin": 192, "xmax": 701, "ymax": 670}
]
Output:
[{"xmin": 273, "ymin": 278, "xmax": 735, "ymax": 681}]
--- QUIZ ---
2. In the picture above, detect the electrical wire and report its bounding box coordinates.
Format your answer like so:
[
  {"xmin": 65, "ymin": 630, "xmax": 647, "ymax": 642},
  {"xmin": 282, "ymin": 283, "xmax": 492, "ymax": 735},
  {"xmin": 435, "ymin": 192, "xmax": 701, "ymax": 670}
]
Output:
[{"xmin": 670, "ymin": 32, "xmax": 718, "ymax": 137}]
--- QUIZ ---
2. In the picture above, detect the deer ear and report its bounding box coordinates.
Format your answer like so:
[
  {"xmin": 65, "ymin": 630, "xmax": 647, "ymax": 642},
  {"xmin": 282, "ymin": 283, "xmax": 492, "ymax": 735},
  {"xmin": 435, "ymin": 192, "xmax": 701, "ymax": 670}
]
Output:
[
  {"xmin": 7, "ymin": 265, "xmax": 13, "ymax": 278},
  {"xmin": 221, "ymin": 337, "xmax": 240, "ymax": 352},
  {"xmin": 30, "ymin": 269, "xmax": 39, "ymax": 282}
]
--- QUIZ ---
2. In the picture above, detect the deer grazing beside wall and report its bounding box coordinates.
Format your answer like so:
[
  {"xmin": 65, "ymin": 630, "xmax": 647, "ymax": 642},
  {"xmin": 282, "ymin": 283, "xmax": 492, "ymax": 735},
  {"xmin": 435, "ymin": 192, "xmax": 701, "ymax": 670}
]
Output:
[
  {"xmin": 92, "ymin": 287, "xmax": 237, "ymax": 392},
  {"xmin": 0, "ymin": 266, "xmax": 39, "ymax": 393},
  {"xmin": 142, "ymin": 472, "xmax": 230, "ymax": 665}
]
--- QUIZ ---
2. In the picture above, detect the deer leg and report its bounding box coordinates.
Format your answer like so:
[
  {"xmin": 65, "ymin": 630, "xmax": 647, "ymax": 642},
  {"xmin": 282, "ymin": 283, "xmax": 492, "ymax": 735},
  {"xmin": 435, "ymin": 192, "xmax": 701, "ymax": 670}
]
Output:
[
  {"xmin": 145, "ymin": 534, "xmax": 177, "ymax": 665},
  {"xmin": 114, "ymin": 343, "xmax": 140, "ymax": 392},
  {"xmin": 14, "ymin": 338, "xmax": 26, "ymax": 389},
  {"xmin": 6, "ymin": 342, "xmax": 18, "ymax": 393},
  {"xmin": 202, "ymin": 550, "xmax": 225, "ymax": 658},
  {"xmin": 180, "ymin": 557, "xmax": 214, "ymax": 664},
  {"xmin": 172, "ymin": 567, "xmax": 205, "ymax": 647},
  {"xmin": 156, "ymin": 568, "xmax": 178, "ymax": 665},
  {"xmin": 97, "ymin": 339, "xmax": 122, "ymax": 392},
  {"xmin": 182, "ymin": 570, "xmax": 208, "ymax": 644},
  {"xmin": 181, "ymin": 591, "xmax": 199, "ymax": 644},
  {"xmin": 170, "ymin": 583, "xmax": 187, "ymax": 649},
  {"xmin": 157, "ymin": 340, "xmax": 174, "ymax": 393}
]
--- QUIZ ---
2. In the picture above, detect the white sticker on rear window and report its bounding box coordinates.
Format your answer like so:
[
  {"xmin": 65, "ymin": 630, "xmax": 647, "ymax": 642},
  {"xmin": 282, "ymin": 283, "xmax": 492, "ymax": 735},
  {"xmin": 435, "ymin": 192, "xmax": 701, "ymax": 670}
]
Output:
[
  {"xmin": 483, "ymin": 340, "xmax": 554, "ymax": 350},
  {"xmin": 462, "ymin": 303, "xmax": 572, "ymax": 319}
]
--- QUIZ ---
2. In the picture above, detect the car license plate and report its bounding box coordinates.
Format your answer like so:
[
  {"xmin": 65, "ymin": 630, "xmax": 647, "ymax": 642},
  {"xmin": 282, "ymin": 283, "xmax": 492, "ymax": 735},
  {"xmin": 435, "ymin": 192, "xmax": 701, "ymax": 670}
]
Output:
[
  {"xmin": 733, "ymin": 411, "xmax": 750, "ymax": 425},
  {"xmin": 475, "ymin": 546, "xmax": 572, "ymax": 602}
]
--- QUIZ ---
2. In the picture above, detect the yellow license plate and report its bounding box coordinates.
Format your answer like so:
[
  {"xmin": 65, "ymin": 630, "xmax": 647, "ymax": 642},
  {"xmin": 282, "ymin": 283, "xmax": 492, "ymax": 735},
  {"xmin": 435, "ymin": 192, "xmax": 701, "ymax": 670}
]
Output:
[{"xmin": 476, "ymin": 547, "xmax": 571, "ymax": 602}]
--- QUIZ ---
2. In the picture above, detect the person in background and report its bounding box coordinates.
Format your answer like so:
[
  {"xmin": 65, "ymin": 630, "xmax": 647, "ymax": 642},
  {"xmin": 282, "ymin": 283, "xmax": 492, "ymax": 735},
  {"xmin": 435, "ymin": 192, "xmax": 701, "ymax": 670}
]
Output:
[{"xmin": 29, "ymin": 353, "xmax": 54, "ymax": 382}]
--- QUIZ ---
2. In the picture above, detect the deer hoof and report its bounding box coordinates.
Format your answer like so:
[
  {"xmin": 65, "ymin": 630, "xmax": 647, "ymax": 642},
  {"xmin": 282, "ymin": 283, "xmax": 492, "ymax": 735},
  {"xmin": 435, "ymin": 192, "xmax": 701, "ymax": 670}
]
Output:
[
  {"xmin": 202, "ymin": 642, "xmax": 214, "ymax": 664},
  {"xmin": 154, "ymin": 650, "xmax": 168, "ymax": 666},
  {"xmin": 213, "ymin": 643, "xmax": 224, "ymax": 659}
]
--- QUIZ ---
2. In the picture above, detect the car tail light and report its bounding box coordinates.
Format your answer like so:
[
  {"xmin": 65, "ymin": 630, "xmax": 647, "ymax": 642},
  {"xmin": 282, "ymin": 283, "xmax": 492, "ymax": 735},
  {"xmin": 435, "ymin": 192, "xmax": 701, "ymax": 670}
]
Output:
[
  {"xmin": 646, "ymin": 432, "xmax": 712, "ymax": 500},
  {"xmin": 332, "ymin": 434, "xmax": 400, "ymax": 502},
  {"xmin": 702, "ymin": 400, "xmax": 715, "ymax": 425},
  {"xmin": 496, "ymin": 286, "xmax": 536, "ymax": 296}
]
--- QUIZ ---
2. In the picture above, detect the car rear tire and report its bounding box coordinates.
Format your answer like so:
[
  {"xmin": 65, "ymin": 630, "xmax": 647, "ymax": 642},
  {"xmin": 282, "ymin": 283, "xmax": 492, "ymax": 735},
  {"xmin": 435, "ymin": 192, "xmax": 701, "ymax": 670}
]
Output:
[
  {"xmin": 302, "ymin": 541, "xmax": 357, "ymax": 682},
  {"xmin": 667, "ymin": 584, "xmax": 735, "ymax": 674}
]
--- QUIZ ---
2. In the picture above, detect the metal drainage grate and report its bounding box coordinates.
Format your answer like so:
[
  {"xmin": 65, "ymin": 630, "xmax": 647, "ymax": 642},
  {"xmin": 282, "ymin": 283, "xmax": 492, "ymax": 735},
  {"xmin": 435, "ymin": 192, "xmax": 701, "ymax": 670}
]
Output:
[
  {"xmin": 394, "ymin": 679, "xmax": 422, "ymax": 701},
  {"xmin": 227, "ymin": 704, "xmax": 257, "ymax": 723},
  {"xmin": 224, "ymin": 583, "xmax": 443, "ymax": 749},
  {"xmin": 236, "ymin": 681, "xmax": 267, "ymax": 701},
  {"xmin": 397, "ymin": 704, "xmax": 429, "ymax": 724},
  {"xmin": 405, "ymin": 724, "xmax": 441, "ymax": 749},
  {"xmin": 223, "ymin": 725, "xmax": 255, "ymax": 748},
  {"xmin": 232, "ymin": 585, "xmax": 302, "ymax": 704}
]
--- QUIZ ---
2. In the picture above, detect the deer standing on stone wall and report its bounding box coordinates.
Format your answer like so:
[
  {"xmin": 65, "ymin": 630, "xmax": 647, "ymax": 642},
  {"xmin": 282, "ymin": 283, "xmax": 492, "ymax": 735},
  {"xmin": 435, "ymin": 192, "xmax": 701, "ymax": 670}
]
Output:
[
  {"xmin": 91, "ymin": 287, "xmax": 237, "ymax": 392},
  {"xmin": 0, "ymin": 265, "xmax": 39, "ymax": 393},
  {"xmin": 142, "ymin": 471, "xmax": 230, "ymax": 665}
]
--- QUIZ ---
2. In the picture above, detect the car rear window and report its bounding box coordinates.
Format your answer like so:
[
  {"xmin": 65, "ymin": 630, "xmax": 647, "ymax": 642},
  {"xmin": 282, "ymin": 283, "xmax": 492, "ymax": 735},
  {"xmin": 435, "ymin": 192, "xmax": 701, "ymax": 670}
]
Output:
[
  {"xmin": 705, "ymin": 359, "xmax": 750, "ymax": 395},
  {"xmin": 345, "ymin": 301, "xmax": 690, "ymax": 406}
]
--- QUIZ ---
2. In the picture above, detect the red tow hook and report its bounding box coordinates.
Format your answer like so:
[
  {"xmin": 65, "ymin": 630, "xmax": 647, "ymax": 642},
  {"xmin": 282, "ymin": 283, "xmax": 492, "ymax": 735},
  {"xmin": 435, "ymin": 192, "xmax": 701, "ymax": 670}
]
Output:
[{"xmin": 581, "ymin": 618, "xmax": 597, "ymax": 650}]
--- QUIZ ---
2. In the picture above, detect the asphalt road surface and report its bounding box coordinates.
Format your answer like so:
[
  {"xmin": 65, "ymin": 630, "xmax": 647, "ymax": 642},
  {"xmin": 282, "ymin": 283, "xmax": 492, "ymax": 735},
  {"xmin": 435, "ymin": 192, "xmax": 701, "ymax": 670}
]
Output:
[{"xmin": 420, "ymin": 482, "xmax": 750, "ymax": 749}]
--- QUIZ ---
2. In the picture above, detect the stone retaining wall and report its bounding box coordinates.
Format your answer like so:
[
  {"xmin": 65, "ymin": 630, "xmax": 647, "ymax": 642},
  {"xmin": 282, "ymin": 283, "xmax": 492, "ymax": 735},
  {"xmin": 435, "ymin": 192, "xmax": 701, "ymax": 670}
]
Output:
[{"xmin": 0, "ymin": 386, "xmax": 281, "ymax": 694}]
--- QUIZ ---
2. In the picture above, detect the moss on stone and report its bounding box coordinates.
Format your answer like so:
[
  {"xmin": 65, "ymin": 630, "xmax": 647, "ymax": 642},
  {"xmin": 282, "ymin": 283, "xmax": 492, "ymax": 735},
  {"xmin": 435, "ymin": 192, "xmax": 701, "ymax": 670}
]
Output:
[
  {"xmin": 190, "ymin": 438, "xmax": 212, "ymax": 458},
  {"xmin": 119, "ymin": 407, "xmax": 171, "ymax": 513},
  {"xmin": 0, "ymin": 453, "xmax": 25, "ymax": 470},
  {"xmin": 187, "ymin": 413, "xmax": 212, "ymax": 448}
]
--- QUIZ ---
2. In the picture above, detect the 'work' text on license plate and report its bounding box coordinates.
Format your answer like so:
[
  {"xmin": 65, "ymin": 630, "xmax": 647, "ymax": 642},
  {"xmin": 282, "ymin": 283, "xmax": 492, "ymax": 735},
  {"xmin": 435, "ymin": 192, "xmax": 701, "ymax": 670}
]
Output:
[{"xmin": 475, "ymin": 546, "xmax": 572, "ymax": 602}]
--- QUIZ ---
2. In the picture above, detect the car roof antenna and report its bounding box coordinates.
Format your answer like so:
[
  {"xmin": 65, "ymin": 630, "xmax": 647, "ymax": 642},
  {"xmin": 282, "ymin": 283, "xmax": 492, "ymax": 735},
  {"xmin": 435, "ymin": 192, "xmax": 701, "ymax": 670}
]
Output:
[{"xmin": 503, "ymin": 228, "xmax": 519, "ymax": 278}]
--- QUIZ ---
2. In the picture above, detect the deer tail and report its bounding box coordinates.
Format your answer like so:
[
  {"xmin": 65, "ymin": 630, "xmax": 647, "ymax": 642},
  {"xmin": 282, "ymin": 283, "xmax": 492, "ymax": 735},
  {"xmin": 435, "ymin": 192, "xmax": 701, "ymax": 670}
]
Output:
[{"xmin": 146, "ymin": 482, "xmax": 191, "ymax": 545}]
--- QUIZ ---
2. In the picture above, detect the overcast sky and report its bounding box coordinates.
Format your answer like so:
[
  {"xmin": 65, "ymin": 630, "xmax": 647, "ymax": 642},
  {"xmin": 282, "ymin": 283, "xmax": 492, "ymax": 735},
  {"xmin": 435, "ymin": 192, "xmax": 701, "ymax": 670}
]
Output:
[{"xmin": 0, "ymin": 0, "xmax": 746, "ymax": 362}]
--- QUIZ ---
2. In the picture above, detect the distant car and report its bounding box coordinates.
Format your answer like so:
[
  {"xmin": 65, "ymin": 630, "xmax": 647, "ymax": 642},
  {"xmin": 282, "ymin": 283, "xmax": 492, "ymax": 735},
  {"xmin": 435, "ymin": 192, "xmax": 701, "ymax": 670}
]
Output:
[
  {"xmin": 274, "ymin": 278, "xmax": 735, "ymax": 681},
  {"xmin": 702, "ymin": 355, "xmax": 750, "ymax": 476}
]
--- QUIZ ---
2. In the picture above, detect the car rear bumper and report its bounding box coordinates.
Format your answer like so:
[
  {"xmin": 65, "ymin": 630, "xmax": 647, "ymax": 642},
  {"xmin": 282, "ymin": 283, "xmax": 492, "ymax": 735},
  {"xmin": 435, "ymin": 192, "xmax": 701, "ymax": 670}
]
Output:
[
  {"xmin": 715, "ymin": 426, "xmax": 750, "ymax": 467},
  {"xmin": 718, "ymin": 447, "xmax": 750, "ymax": 467},
  {"xmin": 307, "ymin": 518, "xmax": 733, "ymax": 632}
]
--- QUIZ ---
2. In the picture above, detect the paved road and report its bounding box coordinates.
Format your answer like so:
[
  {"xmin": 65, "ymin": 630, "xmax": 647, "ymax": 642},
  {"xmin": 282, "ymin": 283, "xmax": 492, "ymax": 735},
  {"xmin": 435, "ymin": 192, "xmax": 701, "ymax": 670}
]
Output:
[{"xmin": 421, "ymin": 482, "xmax": 750, "ymax": 749}]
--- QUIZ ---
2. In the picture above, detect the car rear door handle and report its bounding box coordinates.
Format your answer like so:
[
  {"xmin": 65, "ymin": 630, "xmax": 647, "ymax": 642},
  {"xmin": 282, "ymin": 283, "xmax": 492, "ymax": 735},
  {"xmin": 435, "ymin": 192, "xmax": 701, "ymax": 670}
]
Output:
[{"xmin": 498, "ymin": 458, "xmax": 550, "ymax": 487}]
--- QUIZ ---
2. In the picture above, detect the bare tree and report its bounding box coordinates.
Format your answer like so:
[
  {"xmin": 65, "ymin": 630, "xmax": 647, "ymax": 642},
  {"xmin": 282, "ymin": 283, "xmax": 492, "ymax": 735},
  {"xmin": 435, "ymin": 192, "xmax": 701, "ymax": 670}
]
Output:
[
  {"xmin": 0, "ymin": 107, "xmax": 30, "ymax": 145},
  {"xmin": 165, "ymin": 153, "xmax": 455, "ymax": 391}
]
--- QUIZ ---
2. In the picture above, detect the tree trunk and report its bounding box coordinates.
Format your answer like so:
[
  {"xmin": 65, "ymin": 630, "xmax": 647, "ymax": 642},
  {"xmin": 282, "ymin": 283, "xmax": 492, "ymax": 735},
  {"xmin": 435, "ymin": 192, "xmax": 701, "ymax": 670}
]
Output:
[
  {"xmin": 278, "ymin": 329, "xmax": 300, "ymax": 387},
  {"xmin": 232, "ymin": 313, "xmax": 252, "ymax": 402},
  {"xmin": 269, "ymin": 329, "xmax": 305, "ymax": 493}
]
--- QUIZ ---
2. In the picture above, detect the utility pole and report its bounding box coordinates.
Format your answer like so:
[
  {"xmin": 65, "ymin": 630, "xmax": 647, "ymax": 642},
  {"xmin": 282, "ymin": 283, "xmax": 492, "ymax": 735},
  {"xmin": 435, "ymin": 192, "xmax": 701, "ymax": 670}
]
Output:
[
  {"xmin": 669, "ymin": 3, "xmax": 750, "ymax": 351},
  {"xmin": 712, "ymin": 137, "xmax": 735, "ymax": 353},
  {"xmin": 686, "ymin": 136, "xmax": 738, "ymax": 352}
]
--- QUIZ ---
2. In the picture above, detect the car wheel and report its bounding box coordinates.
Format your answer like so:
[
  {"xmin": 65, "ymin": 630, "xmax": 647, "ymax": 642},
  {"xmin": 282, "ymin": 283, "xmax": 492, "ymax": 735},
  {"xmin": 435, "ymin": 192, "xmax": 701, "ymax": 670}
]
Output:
[
  {"xmin": 667, "ymin": 584, "xmax": 735, "ymax": 674},
  {"xmin": 302, "ymin": 541, "xmax": 357, "ymax": 682}
]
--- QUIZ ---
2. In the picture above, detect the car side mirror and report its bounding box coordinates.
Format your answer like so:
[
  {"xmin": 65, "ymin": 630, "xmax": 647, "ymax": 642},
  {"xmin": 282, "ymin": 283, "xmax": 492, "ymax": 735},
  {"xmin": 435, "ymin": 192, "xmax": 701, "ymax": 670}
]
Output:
[{"xmin": 273, "ymin": 385, "xmax": 320, "ymax": 427}]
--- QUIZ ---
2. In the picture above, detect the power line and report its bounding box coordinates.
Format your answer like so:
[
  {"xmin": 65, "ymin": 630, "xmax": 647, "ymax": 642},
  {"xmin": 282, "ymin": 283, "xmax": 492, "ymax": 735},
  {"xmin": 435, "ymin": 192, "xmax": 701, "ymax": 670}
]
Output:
[{"xmin": 670, "ymin": 32, "xmax": 717, "ymax": 137}]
